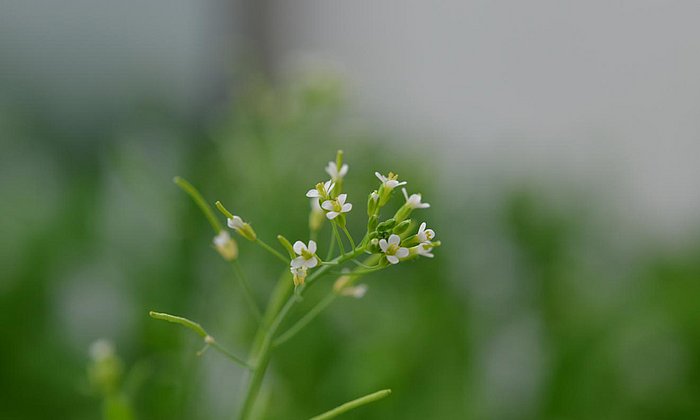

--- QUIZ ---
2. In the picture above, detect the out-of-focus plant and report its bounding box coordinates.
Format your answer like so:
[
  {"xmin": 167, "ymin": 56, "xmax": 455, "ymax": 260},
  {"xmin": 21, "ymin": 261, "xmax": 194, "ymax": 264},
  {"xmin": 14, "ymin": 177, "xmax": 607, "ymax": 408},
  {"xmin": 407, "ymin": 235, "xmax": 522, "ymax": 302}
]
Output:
[
  {"xmin": 87, "ymin": 340, "xmax": 134, "ymax": 420},
  {"xmin": 150, "ymin": 150, "xmax": 440, "ymax": 419}
]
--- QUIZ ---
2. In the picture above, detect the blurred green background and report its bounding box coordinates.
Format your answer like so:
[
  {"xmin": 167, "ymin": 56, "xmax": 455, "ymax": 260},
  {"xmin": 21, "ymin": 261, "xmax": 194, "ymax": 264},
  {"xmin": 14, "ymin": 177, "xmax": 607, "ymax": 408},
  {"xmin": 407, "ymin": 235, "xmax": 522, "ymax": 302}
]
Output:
[{"xmin": 3, "ymin": 2, "xmax": 700, "ymax": 419}]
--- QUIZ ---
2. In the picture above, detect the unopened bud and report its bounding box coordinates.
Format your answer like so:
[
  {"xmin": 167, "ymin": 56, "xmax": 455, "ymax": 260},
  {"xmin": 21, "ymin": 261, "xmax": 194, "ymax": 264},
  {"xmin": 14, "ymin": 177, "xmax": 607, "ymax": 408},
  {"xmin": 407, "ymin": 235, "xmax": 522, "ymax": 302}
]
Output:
[
  {"xmin": 392, "ymin": 220, "xmax": 411, "ymax": 235},
  {"xmin": 213, "ymin": 231, "xmax": 238, "ymax": 261}
]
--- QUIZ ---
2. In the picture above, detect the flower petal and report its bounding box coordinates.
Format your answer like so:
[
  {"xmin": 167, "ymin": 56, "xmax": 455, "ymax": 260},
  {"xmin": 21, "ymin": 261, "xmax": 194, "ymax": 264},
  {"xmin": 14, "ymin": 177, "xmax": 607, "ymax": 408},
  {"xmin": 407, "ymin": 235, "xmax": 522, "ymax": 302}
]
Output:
[
  {"xmin": 321, "ymin": 200, "xmax": 335, "ymax": 211},
  {"xmin": 291, "ymin": 256, "xmax": 306, "ymax": 268},
  {"xmin": 418, "ymin": 222, "xmax": 426, "ymax": 233},
  {"xmin": 396, "ymin": 247, "xmax": 409, "ymax": 258},
  {"xmin": 306, "ymin": 189, "xmax": 319, "ymax": 198},
  {"xmin": 425, "ymin": 229, "xmax": 435, "ymax": 239},
  {"xmin": 341, "ymin": 203, "xmax": 352, "ymax": 212},
  {"xmin": 307, "ymin": 240, "xmax": 317, "ymax": 254},
  {"xmin": 339, "ymin": 164, "xmax": 349, "ymax": 177},
  {"xmin": 293, "ymin": 241, "xmax": 306, "ymax": 255},
  {"xmin": 304, "ymin": 257, "xmax": 318, "ymax": 268},
  {"xmin": 386, "ymin": 255, "xmax": 399, "ymax": 264},
  {"xmin": 420, "ymin": 203, "xmax": 430, "ymax": 208},
  {"xmin": 388, "ymin": 234, "xmax": 401, "ymax": 245},
  {"xmin": 326, "ymin": 211, "xmax": 339, "ymax": 220},
  {"xmin": 402, "ymin": 188, "xmax": 409, "ymax": 201},
  {"xmin": 375, "ymin": 172, "xmax": 385, "ymax": 182},
  {"xmin": 379, "ymin": 239, "xmax": 389, "ymax": 252},
  {"xmin": 337, "ymin": 194, "xmax": 347, "ymax": 205}
]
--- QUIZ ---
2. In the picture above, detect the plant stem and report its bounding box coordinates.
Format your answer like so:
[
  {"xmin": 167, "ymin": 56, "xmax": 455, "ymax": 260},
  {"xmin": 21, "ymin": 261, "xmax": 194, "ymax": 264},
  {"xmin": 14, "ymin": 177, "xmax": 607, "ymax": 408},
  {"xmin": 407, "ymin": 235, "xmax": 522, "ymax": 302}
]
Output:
[
  {"xmin": 173, "ymin": 177, "xmax": 223, "ymax": 232},
  {"xmin": 309, "ymin": 389, "xmax": 392, "ymax": 420},
  {"xmin": 238, "ymin": 248, "xmax": 366, "ymax": 419},
  {"xmin": 231, "ymin": 261, "xmax": 262, "ymax": 322},
  {"xmin": 340, "ymin": 225, "xmax": 355, "ymax": 250},
  {"xmin": 273, "ymin": 292, "xmax": 337, "ymax": 347},
  {"xmin": 325, "ymin": 227, "xmax": 336, "ymax": 260},
  {"xmin": 255, "ymin": 238, "xmax": 289, "ymax": 264},
  {"xmin": 331, "ymin": 222, "xmax": 346, "ymax": 255}
]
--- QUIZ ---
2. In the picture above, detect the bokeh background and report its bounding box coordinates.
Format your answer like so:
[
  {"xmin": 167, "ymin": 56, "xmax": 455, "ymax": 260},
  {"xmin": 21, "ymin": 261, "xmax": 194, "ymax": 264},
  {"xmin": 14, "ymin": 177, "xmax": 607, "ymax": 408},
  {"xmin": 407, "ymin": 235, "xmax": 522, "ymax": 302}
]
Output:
[{"xmin": 2, "ymin": 1, "xmax": 700, "ymax": 419}]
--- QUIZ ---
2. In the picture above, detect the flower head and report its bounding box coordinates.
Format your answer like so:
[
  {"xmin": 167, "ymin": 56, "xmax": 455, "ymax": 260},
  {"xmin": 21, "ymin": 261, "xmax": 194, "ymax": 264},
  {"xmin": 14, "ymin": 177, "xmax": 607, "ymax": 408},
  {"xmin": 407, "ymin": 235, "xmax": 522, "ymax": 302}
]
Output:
[
  {"xmin": 416, "ymin": 222, "xmax": 436, "ymax": 242},
  {"xmin": 402, "ymin": 188, "xmax": 430, "ymax": 209},
  {"xmin": 325, "ymin": 161, "xmax": 349, "ymax": 181},
  {"xmin": 306, "ymin": 180, "xmax": 335, "ymax": 199},
  {"xmin": 415, "ymin": 242, "xmax": 435, "ymax": 258},
  {"xmin": 379, "ymin": 234, "xmax": 409, "ymax": 264},
  {"xmin": 321, "ymin": 193, "xmax": 353, "ymax": 220},
  {"xmin": 291, "ymin": 240, "xmax": 319, "ymax": 269}
]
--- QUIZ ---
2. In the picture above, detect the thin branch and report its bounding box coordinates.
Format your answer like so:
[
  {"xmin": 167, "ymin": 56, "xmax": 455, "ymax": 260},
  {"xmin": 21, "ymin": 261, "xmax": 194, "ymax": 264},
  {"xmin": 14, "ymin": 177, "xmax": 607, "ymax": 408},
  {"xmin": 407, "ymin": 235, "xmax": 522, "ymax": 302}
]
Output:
[
  {"xmin": 255, "ymin": 238, "xmax": 289, "ymax": 264},
  {"xmin": 173, "ymin": 176, "xmax": 222, "ymax": 232},
  {"xmin": 273, "ymin": 293, "xmax": 337, "ymax": 347},
  {"xmin": 309, "ymin": 389, "xmax": 392, "ymax": 420},
  {"xmin": 232, "ymin": 261, "xmax": 262, "ymax": 321}
]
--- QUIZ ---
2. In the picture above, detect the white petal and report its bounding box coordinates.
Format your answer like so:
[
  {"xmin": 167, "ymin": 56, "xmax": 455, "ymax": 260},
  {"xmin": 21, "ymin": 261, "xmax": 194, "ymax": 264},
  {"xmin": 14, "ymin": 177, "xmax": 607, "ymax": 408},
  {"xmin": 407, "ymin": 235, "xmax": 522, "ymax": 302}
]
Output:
[
  {"xmin": 386, "ymin": 180, "xmax": 399, "ymax": 188},
  {"xmin": 304, "ymin": 257, "xmax": 318, "ymax": 268},
  {"xmin": 321, "ymin": 200, "xmax": 335, "ymax": 211},
  {"xmin": 386, "ymin": 255, "xmax": 399, "ymax": 264},
  {"xmin": 379, "ymin": 239, "xmax": 389, "ymax": 252},
  {"xmin": 420, "ymin": 203, "xmax": 430, "ymax": 208},
  {"xmin": 325, "ymin": 162, "xmax": 337, "ymax": 177},
  {"xmin": 291, "ymin": 256, "xmax": 305, "ymax": 268},
  {"xmin": 395, "ymin": 247, "xmax": 409, "ymax": 258},
  {"xmin": 293, "ymin": 241, "xmax": 306, "ymax": 255},
  {"xmin": 418, "ymin": 222, "xmax": 426, "ymax": 234},
  {"xmin": 307, "ymin": 240, "xmax": 317, "ymax": 254},
  {"xmin": 375, "ymin": 172, "xmax": 385, "ymax": 182},
  {"xmin": 326, "ymin": 211, "xmax": 339, "ymax": 219},
  {"xmin": 402, "ymin": 187, "xmax": 409, "ymax": 201},
  {"xmin": 306, "ymin": 189, "xmax": 319, "ymax": 198},
  {"xmin": 341, "ymin": 203, "xmax": 352, "ymax": 212},
  {"xmin": 339, "ymin": 164, "xmax": 349, "ymax": 177},
  {"xmin": 337, "ymin": 194, "xmax": 347, "ymax": 205},
  {"xmin": 388, "ymin": 234, "xmax": 401, "ymax": 245},
  {"xmin": 425, "ymin": 229, "xmax": 435, "ymax": 239}
]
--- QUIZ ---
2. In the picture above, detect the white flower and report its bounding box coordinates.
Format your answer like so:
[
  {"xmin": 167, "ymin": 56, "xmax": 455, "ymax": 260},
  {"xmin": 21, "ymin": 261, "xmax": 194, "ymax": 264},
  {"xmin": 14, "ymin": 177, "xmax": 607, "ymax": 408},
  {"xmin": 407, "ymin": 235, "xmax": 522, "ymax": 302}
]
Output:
[
  {"xmin": 379, "ymin": 234, "xmax": 409, "ymax": 264},
  {"xmin": 290, "ymin": 265, "xmax": 308, "ymax": 286},
  {"xmin": 416, "ymin": 222, "xmax": 436, "ymax": 242},
  {"xmin": 402, "ymin": 188, "xmax": 430, "ymax": 209},
  {"xmin": 416, "ymin": 242, "xmax": 434, "ymax": 258},
  {"xmin": 321, "ymin": 193, "xmax": 353, "ymax": 220},
  {"xmin": 227, "ymin": 216, "xmax": 245, "ymax": 230},
  {"xmin": 306, "ymin": 180, "xmax": 335, "ymax": 198},
  {"xmin": 325, "ymin": 161, "xmax": 349, "ymax": 181},
  {"xmin": 375, "ymin": 171, "xmax": 407, "ymax": 189},
  {"xmin": 291, "ymin": 240, "xmax": 319, "ymax": 269},
  {"xmin": 213, "ymin": 230, "xmax": 238, "ymax": 261}
]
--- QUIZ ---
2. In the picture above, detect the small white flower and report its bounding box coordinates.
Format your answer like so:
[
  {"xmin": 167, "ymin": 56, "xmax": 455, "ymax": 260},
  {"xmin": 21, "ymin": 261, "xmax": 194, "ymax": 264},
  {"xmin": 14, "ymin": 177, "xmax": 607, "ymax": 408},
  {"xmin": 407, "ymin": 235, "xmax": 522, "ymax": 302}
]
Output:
[
  {"xmin": 291, "ymin": 240, "xmax": 319, "ymax": 269},
  {"xmin": 213, "ymin": 230, "xmax": 238, "ymax": 261},
  {"xmin": 402, "ymin": 188, "xmax": 430, "ymax": 209},
  {"xmin": 227, "ymin": 216, "xmax": 245, "ymax": 230},
  {"xmin": 325, "ymin": 161, "xmax": 349, "ymax": 181},
  {"xmin": 321, "ymin": 193, "xmax": 353, "ymax": 220},
  {"xmin": 306, "ymin": 180, "xmax": 335, "ymax": 198},
  {"xmin": 416, "ymin": 242, "xmax": 435, "ymax": 258},
  {"xmin": 290, "ymin": 265, "xmax": 308, "ymax": 286},
  {"xmin": 379, "ymin": 234, "xmax": 409, "ymax": 264},
  {"xmin": 375, "ymin": 171, "xmax": 407, "ymax": 190},
  {"xmin": 416, "ymin": 222, "xmax": 436, "ymax": 242},
  {"xmin": 341, "ymin": 284, "xmax": 368, "ymax": 298}
]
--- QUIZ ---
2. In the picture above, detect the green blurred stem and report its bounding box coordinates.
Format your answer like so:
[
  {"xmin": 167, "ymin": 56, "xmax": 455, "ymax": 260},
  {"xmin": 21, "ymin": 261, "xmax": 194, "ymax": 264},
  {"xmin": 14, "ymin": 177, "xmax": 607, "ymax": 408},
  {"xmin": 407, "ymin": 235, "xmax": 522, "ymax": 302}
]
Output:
[
  {"xmin": 331, "ymin": 222, "xmax": 346, "ymax": 255},
  {"xmin": 173, "ymin": 176, "xmax": 222, "ymax": 232},
  {"xmin": 325, "ymin": 227, "xmax": 336, "ymax": 260},
  {"xmin": 148, "ymin": 311, "xmax": 250, "ymax": 368},
  {"xmin": 238, "ymin": 247, "xmax": 366, "ymax": 420},
  {"xmin": 273, "ymin": 292, "xmax": 337, "ymax": 347},
  {"xmin": 340, "ymin": 225, "xmax": 356, "ymax": 250},
  {"xmin": 309, "ymin": 389, "xmax": 392, "ymax": 420},
  {"xmin": 255, "ymin": 238, "xmax": 289, "ymax": 264},
  {"xmin": 231, "ymin": 261, "xmax": 262, "ymax": 321}
]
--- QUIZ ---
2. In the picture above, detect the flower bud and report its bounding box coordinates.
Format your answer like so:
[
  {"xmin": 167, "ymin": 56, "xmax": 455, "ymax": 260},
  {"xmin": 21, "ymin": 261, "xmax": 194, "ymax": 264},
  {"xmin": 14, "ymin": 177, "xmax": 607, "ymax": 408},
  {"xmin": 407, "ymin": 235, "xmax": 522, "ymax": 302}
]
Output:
[
  {"xmin": 392, "ymin": 220, "xmax": 412, "ymax": 235},
  {"xmin": 367, "ymin": 190, "xmax": 379, "ymax": 216},
  {"xmin": 227, "ymin": 216, "xmax": 257, "ymax": 241},
  {"xmin": 368, "ymin": 238, "xmax": 380, "ymax": 253},
  {"xmin": 277, "ymin": 235, "xmax": 296, "ymax": 259},
  {"xmin": 376, "ymin": 218, "xmax": 396, "ymax": 232},
  {"xmin": 213, "ymin": 231, "xmax": 238, "ymax": 261}
]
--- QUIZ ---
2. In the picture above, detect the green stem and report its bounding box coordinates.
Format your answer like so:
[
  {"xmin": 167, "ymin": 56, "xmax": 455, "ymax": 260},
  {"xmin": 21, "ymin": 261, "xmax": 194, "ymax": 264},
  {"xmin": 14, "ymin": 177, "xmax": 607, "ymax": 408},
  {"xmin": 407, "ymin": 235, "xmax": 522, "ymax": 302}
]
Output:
[
  {"xmin": 331, "ymin": 222, "xmax": 346, "ymax": 255},
  {"xmin": 173, "ymin": 176, "xmax": 222, "ymax": 232},
  {"xmin": 255, "ymin": 238, "xmax": 289, "ymax": 264},
  {"xmin": 309, "ymin": 389, "xmax": 392, "ymax": 420},
  {"xmin": 232, "ymin": 261, "xmax": 262, "ymax": 321},
  {"xmin": 238, "ymin": 248, "xmax": 366, "ymax": 419},
  {"xmin": 148, "ymin": 311, "xmax": 250, "ymax": 368},
  {"xmin": 325, "ymin": 227, "xmax": 336, "ymax": 260},
  {"xmin": 341, "ymin": 225, "xmax": 356, "ymax": 250},
  {"xmin": 273, "ymin": 292, "xmax": 337, "ymax": 347}
]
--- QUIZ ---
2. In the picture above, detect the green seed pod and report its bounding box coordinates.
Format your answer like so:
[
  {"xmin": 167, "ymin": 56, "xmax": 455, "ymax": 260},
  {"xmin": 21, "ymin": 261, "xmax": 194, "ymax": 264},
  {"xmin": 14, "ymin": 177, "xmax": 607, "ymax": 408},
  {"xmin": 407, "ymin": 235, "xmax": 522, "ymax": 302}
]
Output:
[{"xmin": 376, "ymin": 218, "xmax": 396, "ymax": 232}]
